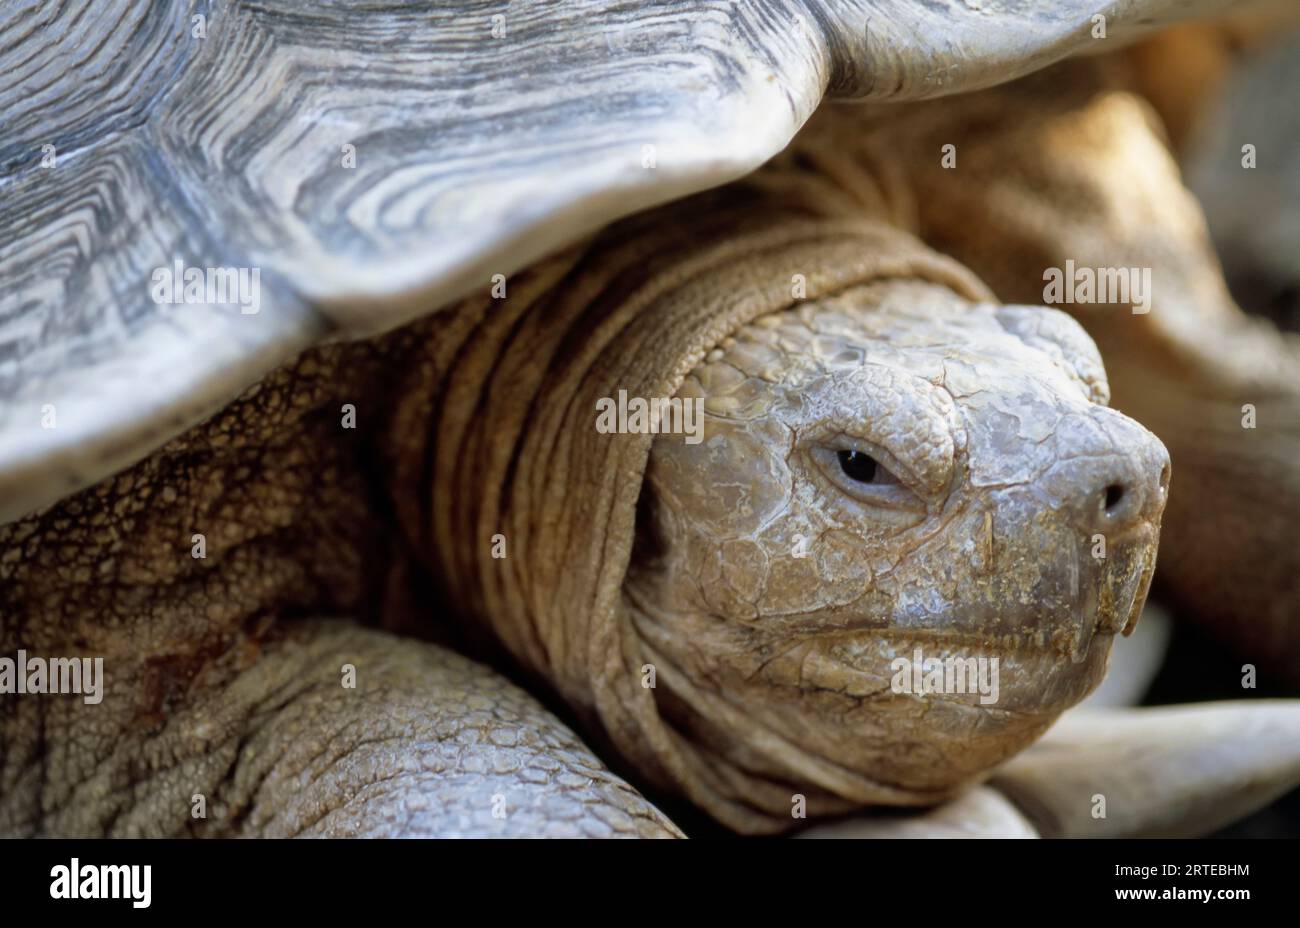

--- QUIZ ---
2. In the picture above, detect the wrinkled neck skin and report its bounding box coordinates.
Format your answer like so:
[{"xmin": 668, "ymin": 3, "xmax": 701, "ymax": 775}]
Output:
[{"xmin": 625, "ymin": 278, "xmax": 1169, "ymax": 816}]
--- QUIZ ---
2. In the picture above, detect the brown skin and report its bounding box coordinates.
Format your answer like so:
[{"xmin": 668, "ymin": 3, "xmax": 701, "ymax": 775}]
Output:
[
  {"xmin": 0, "ymin": 327, "xmax": 680, "ymax": 837},
  {"xmin": 629, "ymin": 283, "xmax": 1167, "ymax": 804}
]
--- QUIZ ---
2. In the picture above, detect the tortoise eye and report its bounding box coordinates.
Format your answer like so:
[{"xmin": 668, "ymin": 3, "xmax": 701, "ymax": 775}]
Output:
[
  {"xmin": 812, "ymin": 443, "xmax": 917, "ymax": 513},
  {"xmin": 838, "ymin": 449, "xmax": 878, "ymax": 483}
]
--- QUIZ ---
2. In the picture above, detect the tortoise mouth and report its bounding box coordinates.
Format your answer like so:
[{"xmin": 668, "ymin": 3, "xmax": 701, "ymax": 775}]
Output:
[
  {"xmin": 812, "ymin": 629, "xmax": 1114, "ymax": 715},
  {"xmin": 750, "ymin": 539, "xmax": 1159, "ymax": 715},
  {"xmin": 771, "ymin": 520, "xmax": 1161, "ymax": 656}
]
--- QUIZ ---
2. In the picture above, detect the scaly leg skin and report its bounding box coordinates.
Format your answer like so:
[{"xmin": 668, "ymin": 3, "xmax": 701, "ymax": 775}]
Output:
[
  {"xmin": 0, "ymin": 331, "xmax": 679, "ymax": 838},
  {"xmin": 990, "ymin": 701, "xmax": 1300, "ymax": 838},
  {"xmin": 191, "ymin": 621, "xmax": 680, "ymax": 838},
  {"xmin": 1, "ymin": 619, "xmax": 678, "ymax": 837},
  {"xmin": 798, "ymin": 701, "xmax": 1300, "ymax": 838},
  {"xmin": 795, "ymin": 57, "xmax": 1300, "ymax": 678}
]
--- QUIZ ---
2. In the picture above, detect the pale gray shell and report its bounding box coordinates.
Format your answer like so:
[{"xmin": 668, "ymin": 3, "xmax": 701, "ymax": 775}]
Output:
[{"xmin": 0, "ymin": 0, "xmax": 1252, "ymax": 522}]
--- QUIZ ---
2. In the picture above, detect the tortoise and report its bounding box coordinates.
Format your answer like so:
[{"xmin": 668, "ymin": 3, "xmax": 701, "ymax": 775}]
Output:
[{"xmin": 1, "ymin": 1, "xmax": 1299, "ymax": 838}]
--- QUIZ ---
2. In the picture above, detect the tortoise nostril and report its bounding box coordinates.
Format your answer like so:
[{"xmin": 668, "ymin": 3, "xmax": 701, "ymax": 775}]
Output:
[
  {"xmin": 1159, "ymin": 463, "xmax": 1171, "ymax": 493},
  {"xmin": 1103, "ymin": 483, "xmax": 1125, "ymax": 513}
]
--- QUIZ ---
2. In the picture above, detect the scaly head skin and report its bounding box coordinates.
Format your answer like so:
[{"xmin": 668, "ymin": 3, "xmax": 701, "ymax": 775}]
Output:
[{"xmin": 626, "ymin": 279, "xmax": 1170, "ymax": 804}]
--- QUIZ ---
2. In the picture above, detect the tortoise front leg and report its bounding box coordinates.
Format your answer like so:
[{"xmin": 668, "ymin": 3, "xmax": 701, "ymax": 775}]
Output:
[
  {"xmin": 797, "ymin": 701, "xmax": 1300, "ymax": 838},
  {"xmin": 2, "ymin": 620, "xmax": 681, "ymax": 838},
  {"xmin": 210, "ymin": 622, "xmax": 682, "ymax": 838},
  {"xmin": 990, "ymin": 701, "xmax": 1300, "ymax": 837}
]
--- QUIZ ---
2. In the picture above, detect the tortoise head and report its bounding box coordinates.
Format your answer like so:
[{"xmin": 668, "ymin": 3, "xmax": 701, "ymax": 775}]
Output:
[{"xmin": 625, "ymin": 279, "xmax": 1169, "ymax": 804}]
